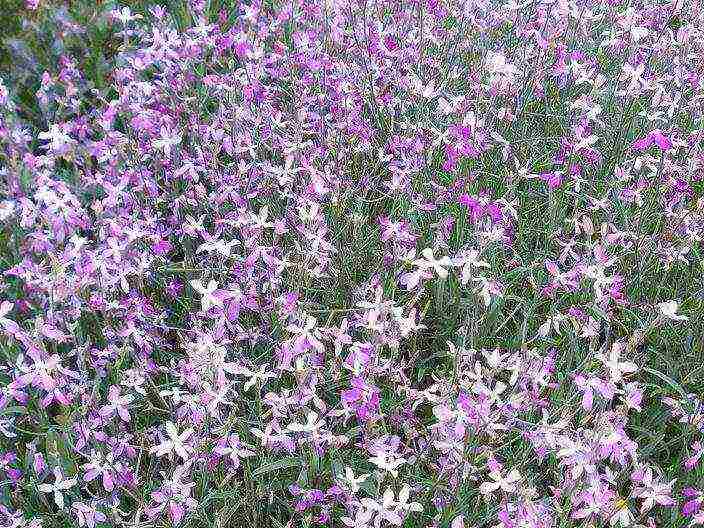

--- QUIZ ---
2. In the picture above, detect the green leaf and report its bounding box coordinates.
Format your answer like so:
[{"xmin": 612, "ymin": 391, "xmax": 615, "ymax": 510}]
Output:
[
  {"xmin": 642, "ymin": 367, "xmax": 687, "ymax": 397},
  {"xmin": 0, "ymin": 405, "xmax": 26, "ymax": 416},
  {"xmin": 252, "ymin": 457, "xmax": 301, "ymax": 477}
]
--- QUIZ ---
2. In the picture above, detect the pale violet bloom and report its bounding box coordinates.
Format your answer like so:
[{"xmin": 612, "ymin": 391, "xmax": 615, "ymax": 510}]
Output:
[
  {"xmin": 149, "ymin": 421, "xmax": 194, "ymax": 462},
  {"xmin": 479, "ymin": 469, "xmax": 522, "ymax": 495},
  {"xmin": 38, "ymin": 467, "xmax": 77, "ymax": 509}
]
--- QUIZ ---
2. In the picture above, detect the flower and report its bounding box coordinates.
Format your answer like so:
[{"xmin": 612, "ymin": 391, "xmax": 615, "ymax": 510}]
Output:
[
  {"xmin": 81, "ymin": 451, "xmax": 116, "ymax": 492},
  {"xmin": 73, "ymin": 502, "xmax": 107, "ymax": 528},
  {"xmin": 341, "ymin": 507, "xmax": 374, "ymax": 528},
  {"xmin": 111, "ymin": 6, "xmax": 143, "ymax": 25},
  {"xmin": 360, "ymin": 488, "xmax": 402, "ymax": 526},
  {"xmin": 632, "ymin": 467, "xmax": 675, "ymax": 513},
  {"xmin": 368, "ymin": 452, "xmax": 407, "ymax": 479},
  {"xmin": 395, "ymin": 484, "xmax": 423, "ymax": 514},
  {"xmin": 147, "ymin": 465, "xmax": 198, "ymax": 525},
  {"xmin": 413, "ymin": 248, "xmax": 453, "ymax": 279},
  {"xmin": 609, "ymin": 497, "xmax": 635, "ymax": 527},
  {"xmin": 99, "ymin": 385, "xmax": 134, "ymax": 422},
  {"xmin": 685, "ymin": 442, "xmax": 704, "ymax": 471},
  {"xmin": 214, "ymin": 434, "xmax": 254, "ymax": 470},
  {"xmin": 657, "ymin": 300, "xmax": 688, "ymax": 321},
  {"xmin": 598, "ymin": 342, "xmax": 638, "ymax": 384},
  {"xmin": 339, "ymin": 467, "xmax": 370, "ymax": 494},
  {"xmin": 152, "ymin": 126, "xmax": 182, "ymax": 157},
  {"xmin": 38, "ymin": 467, "xmax": 77, "ymax": 509},
  {"xmin": 190, "ymin": 279, "xmax": 223, "ymax": 311},
  {"xmin": 453, "ymin": 249, "xmax": 490, "ymax": 285},
  {"xmin": 479, "ymin": 469, "xmax": 522, "ymax": 495},
  {"xmin": 451, "ymin": 516, "xmax": 466, "ymax": 528},
  {"xmin": 149, "ymin": 422, "xmax": 194, "ymax": 462},
  {"xmin": 286, "ymin": 411, "xmax": 324, "ymax": 434}
]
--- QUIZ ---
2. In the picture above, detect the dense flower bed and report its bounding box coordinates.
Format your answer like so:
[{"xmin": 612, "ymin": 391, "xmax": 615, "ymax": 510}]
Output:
[{"xmin": 0, "ymin": 0, "xmax": 702, "ymax": 527}]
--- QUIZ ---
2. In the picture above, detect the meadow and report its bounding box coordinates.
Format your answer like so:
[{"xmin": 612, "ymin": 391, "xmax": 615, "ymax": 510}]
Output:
[{"xmin": 0, "ymin": 0, "xmax": 702, "ymax": 527}]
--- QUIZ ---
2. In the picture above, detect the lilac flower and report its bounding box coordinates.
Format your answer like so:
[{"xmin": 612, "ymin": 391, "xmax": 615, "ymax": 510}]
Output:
[
  {"xmin": 82, "ymin": 451, "xmax": 116, "ymax": 492},
  {"xmin": 99, "ymin": 385, "xmax": 134, "ymax": 422},
  {"xmin": 72, "ymin": 502, "xmax": 107, "ymax": 528},
  {"xmin": 1, "ymin": 2, "xmax": 702, "ymax": 527},
  {"xmin": 632, "ymin": 467, "xmax": 676, "ymax": 513},
  {"xmin": 682, "ymin": 488, "xmax": 703, "ymax": 517},
  {"xmin": 147, "ymin": 465, "xmax": 197, "ymax": 525},
  {"xmin": 149, "ymin": 422, "xmax": 194, "ymax": 462},
  {"xmin": 213, "ymin": 434, "xmax": 255, "ymax": 470},
  {"xmin": 341, "ymin": 507, "xmax": 374, "ymax": 528},
  {"xmin": 685, "ymin": 442, "xmax": 704, "ymax": 471}
]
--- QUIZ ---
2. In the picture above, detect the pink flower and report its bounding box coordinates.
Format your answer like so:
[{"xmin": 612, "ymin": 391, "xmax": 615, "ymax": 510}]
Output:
[
  {"xmin": 650, "ymin": 130, "xmax": 673, "ymax": 150},
  {"xmin": 99, "ymin": 385, "xmax": 134, "ymax": 422},
  {"xmin": 73, "ymin": 502, "xmax": 107, "ymax": 528},
  {"xmin": 632, "ymin": 130, "xmax": 673, "ymax": 151},
  {"xmin": 540, "ymin": 172, "xmax": 563, "ymax": 189},
  {"xmin": 686, "ymin": 442, "xmax": 704, "ymax": 471},
  {"xmin": 682, "ymin": 488, "xmax": 703, "ymax": 517}
]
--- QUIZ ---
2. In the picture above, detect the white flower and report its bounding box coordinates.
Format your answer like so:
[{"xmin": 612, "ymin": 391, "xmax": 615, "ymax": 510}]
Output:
[
  {"xmin": 0, "ymin": 301, "xmax": 19, "ymax": 334},
  {"xmin": 250, "ymin": 206, "xmax": 276, "ymax": 230},
  {"xmin": 241, "ymin": 365, "xmax": 277, "ymax": 392},
  {"xmin": 189, "ymin": 279, "xmax": 222, "ymax": 311},
  {"xmin": 150, "ymin": 421, "xmax": 194, "ymax": 462},
  {"xmin": 657, "ymin": 300, "xmax": 688, "ymax": 321},
  {"xmin": 598, "ymin": 342, "xmax": 638, "ymax": 384},
  {"xmin": 196, "ymin": 238, "xmax": 240, "ymax": 258},
  {"xmin": 609, "ymin": 497, "xmax": 635, "ymax": 527},
  {"xmin": 473, "ymin": 277, "xmax": 503, "ymax": 307},
  {"xmin": 111, "ymin": 6, "xmax": 143, "ymax": 25},
  {"xmin": 0, "ymin": 200, "xmax": 15, "ymax": 222},
  {"xmin": 360, "ymin": 488, "xmax": 402, "ymax": 526},
  {"xmin": 451, "ymin": 515, "xmax": 466, "ymax": 528},
  {"xmin": 395, "ymin": 484, "xmax": 423, "ymax": 513},
  {"xmin": 395, "ymin": 308, "xmax": 426, "ymax": 338},
  {"xmin": 152, "ymin": 126, "xmax": 182, "ymax": 157},
  {"xmin": 38, "ymin": 467, "xmax": 77, "ymax": 509},
  {"xmin": 339, "ymin": 467, "xmax": 370, "ymax": 494},
  {"xmin": 38, "ymin": 124, "xmax": 76, "ymax": 154},
  {"xmin": 286, "ymin": 411, "xmax": 324, "ymax": 434},
  {"xmin": 368, "ymin": 452, "xmax": 407, "ymax": 479},
  {"xmin": 413, "ymin": 248, "xmax": 453, "ymax": 279},
  {"xmin": 479, "ymin": 469, "xmax": 522, "ymax": 495}
]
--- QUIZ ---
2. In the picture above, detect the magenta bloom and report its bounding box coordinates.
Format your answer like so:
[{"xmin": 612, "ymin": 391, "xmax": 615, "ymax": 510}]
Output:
[
  {"xmin": 540, "ymin": 172, "xmax": 563, "ymax": 189},
  {"xmin": 632, "ymin": 130, "xmax": 673, "ymax": 152}
]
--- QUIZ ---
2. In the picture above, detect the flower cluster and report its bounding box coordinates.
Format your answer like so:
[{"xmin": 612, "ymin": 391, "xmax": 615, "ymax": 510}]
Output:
[{"xmin": 0, "ymin": 0, "xmax": 701, "ymax": 527}]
